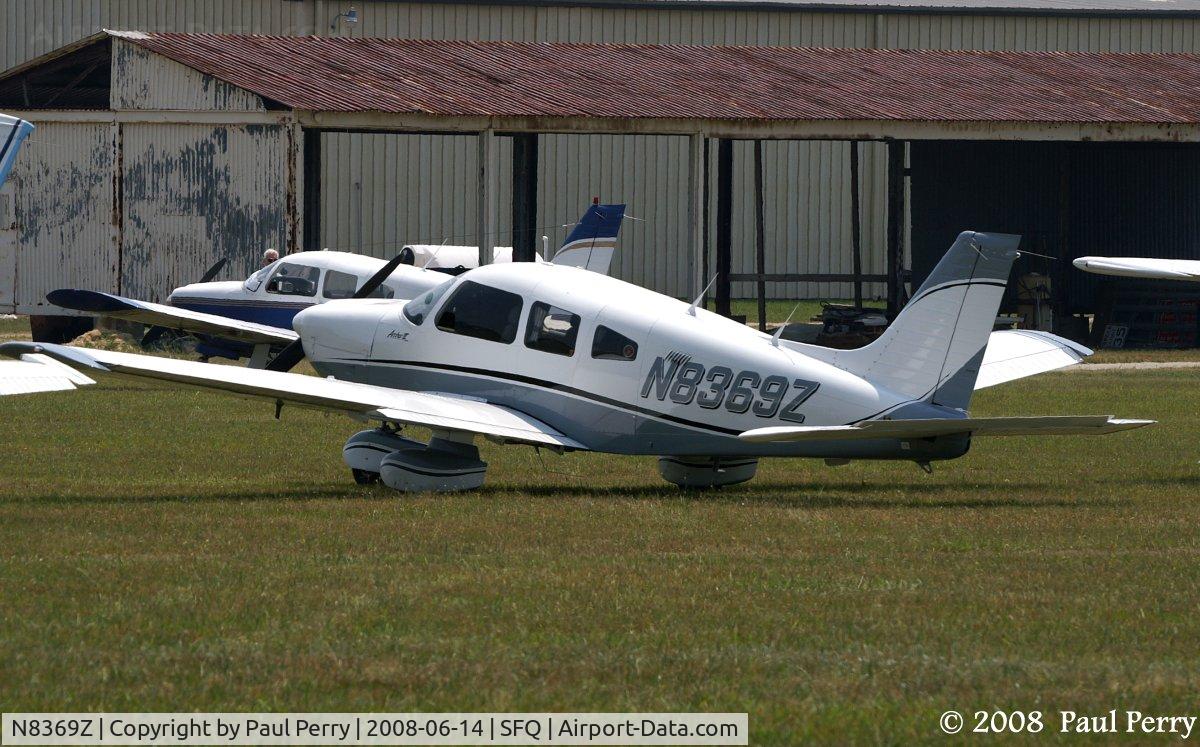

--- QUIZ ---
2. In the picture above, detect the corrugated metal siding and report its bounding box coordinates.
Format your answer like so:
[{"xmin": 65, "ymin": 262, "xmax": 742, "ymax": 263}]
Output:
[
  {"xmin": 11, "ymin": 122, "xmax": 117, "ymax": 314},
  {"xmin": 112, "ymin": 38, "xmax": 265, "ymax": 111},
  {"xmin": 8, "ymin": 2, "xmax": 1200, "ymax": 301},
  {"xmin": 910, "ymin": 140, "xmax": 1200, "ymax": 312},
  {"xmin": 121, "ymin": 123, "xmax": 290, "ymax": 302}
]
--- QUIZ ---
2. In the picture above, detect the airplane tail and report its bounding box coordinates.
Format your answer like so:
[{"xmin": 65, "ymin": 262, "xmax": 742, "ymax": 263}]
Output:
[
  {"xmin": 821, "ymin": 231, "xmax": 1021, "ymax": 411},
  {"xmin": 0, "ymin": 114, "xmax": 34, "ymax": 189},
  {"xmin": 550, "ymin": 202, "xmax": 626, "ymax": 274}
]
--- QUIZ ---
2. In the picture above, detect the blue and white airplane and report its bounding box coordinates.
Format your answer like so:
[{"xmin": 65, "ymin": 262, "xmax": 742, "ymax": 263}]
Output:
[
  {"xmin": 0, "ymin": 113, "xmax": 33, "ymax": 189},
  {"xmin": 47, "ymin": 203, "xmax": 626, "ymax": 365},
  {"xmin": 1, "ymin": 230, "xmax": 1150, "ymax": 491}
]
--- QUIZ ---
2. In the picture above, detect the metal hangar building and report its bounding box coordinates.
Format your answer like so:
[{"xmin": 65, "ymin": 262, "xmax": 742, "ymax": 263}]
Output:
[{"xmin": 3, "ymin": 0, "xmax": 1200, "ymax": 346}]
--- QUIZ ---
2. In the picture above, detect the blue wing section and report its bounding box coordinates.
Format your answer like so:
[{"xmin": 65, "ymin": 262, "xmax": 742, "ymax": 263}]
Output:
[{"xmin": 0, "ymin": 114, "xmax": 34, "ymax": 189}]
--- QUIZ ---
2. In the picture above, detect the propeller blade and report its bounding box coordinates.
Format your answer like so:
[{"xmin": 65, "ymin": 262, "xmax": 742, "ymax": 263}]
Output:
[
  {"xmin": 264, "ymin": 339, "xmax": 306, "ymax": 372},
  {"xmin": 198, "ymin": 257, "xmax": 228, "ymax": 284},
  {"xmin": 354, "ymin": 253, "xmax": 405, "ymax": 299},
  {"xmin": 266, "ymin": 254, "xmax": 402, "ymax": 373}
]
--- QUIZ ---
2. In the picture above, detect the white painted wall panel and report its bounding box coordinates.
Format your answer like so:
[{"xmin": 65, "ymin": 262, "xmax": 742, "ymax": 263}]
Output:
[
  {"xmin": 121, "ymin": 123, "xmax": 290, "ymax": 301},
  {"xmin": 112, "ymin": 38, "xmax": 265, "ymax": 111},
  {"xmin": 11, "ymin": 122, "xmax": 117, "ymax": 314}
]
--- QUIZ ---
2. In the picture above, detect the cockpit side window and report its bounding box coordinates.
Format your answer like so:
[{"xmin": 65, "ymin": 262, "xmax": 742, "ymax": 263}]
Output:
[
  {"xmin": 525, "ymin": 302, "xmax": 581, "ymax": 357},
  {"xmin": 321, "ymin": 269, "xmax": 393, "ymax": 299},
  {"xmin": 591, "ymin": 325, "xmax": 638, "ymax": 361},
  {"xmin": 402, "ymin": 278, "xmax": 453, "ymax": 325},
  {"xmin": 435, "ymin": 280, "xmax": 523, "ymax": 344},
  {"xmin": 266, "ymin": 262, "xmax": 320, "ymax": 297}
]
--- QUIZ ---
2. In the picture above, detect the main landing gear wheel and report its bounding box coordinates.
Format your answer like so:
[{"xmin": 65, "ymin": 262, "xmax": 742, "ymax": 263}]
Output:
[{"xmin": 351, "ymin": 468, "xmax": 379, "ymax": 485}]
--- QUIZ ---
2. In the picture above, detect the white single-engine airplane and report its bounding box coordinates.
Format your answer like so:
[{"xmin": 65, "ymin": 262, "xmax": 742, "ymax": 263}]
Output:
[
  {"xmin": 1074, "ymin": 256, "xmax": 1200, "ymax": 282},
  {"xmin": 1, "ymin": 231, "xmax": 1151, "ymax": 491},
  {"xmin": 46, "ymin": 203, "xmax": 625, "ymax": 364}
]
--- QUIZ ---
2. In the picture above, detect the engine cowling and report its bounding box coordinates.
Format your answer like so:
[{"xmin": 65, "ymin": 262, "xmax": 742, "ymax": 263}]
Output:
[
  {"xmin": 380, "ymin": 438, "xmax": 488, "ymax": 493},
  {"xmin": 657, "ymin": 456, "xmax": 759, "ymax": 489}
]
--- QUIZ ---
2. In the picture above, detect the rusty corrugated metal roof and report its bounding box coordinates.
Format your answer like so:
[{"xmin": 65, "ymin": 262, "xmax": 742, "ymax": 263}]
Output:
[{"xmin": 107, "ymin": 31, "xmax": 1200, "ymax": 123}]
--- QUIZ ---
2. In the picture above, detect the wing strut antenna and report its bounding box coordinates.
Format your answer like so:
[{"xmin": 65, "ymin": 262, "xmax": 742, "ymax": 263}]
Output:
[{"xmin": 688, "ymin": 274, "xmax": 719, "ymax": 317}]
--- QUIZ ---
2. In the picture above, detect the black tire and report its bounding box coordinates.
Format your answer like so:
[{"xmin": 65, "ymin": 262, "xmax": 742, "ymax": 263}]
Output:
[{"xmin": 352, "ymin": 468, "xmax": 380, "ymax": 485}]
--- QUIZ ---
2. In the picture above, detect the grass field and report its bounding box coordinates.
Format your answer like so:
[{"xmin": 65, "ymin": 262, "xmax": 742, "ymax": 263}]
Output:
[{"xmin": 2, "ymin": 325, "xmax": 1199, "ymax": 743}]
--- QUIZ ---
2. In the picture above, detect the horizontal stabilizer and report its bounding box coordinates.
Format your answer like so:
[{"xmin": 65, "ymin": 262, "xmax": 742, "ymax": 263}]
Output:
[
  {"xmin": 47, "ymin": 289, "xmax": 298, "ymax": 345},
  {"xmin": 1073, "ymin": 256, "xmax": 1200, "ymax": 281},
  {"xmin": 0, "ymin": 342, "xmax": 585, "ymax": 450},
  {"xmin": 0, "ymin": 353, "xmax": 96, "ymax": 395},
  {"xmin": 739, "ymin": 415, "xmax": 1154, "ymax": 443},
  {"xmin": 977, "ymin": 329, "xmax": 1092, "ymax": 389}
]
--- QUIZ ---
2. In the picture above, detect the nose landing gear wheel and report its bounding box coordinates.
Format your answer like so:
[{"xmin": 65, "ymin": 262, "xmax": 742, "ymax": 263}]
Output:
[{"xmin": 351, "ymin": 468, "xmax": 379, "ymax": 485}]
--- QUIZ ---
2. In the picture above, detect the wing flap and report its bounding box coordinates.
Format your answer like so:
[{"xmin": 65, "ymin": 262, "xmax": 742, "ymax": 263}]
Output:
[
  {"xmin": 739, "ymin": 415, "xmax": 1153, "ymax": 443},
  {"xmin": 0, "ymin": 343, "xmax": 585, "ymax": 450},
  {"xmin": 976, "ymin": 329, "xmax": 1092, "ymax": 390},
  {"xmin": 46, "ymin": 289, "xmax": 298, "ymax": 345}
]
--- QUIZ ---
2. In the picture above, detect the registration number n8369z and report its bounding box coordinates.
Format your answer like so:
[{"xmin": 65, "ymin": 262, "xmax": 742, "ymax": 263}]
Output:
[{"xmin": 640, "ymin": 354, "xmax": 819, "ymax": 422}]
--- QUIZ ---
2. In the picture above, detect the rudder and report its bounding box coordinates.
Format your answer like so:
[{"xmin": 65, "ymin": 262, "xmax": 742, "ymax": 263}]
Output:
[{"xmin": 827, "ymin": 231, "xmax": 1021, "ymax": 410}]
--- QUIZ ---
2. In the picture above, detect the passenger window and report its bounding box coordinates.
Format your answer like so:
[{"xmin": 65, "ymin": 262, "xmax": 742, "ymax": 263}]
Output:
[
  {"xmin": 322, "ymin": 269, "xmax": 359, "ymax": 299},
  {"xmin": 266, "ymin": 262, "xmax": 320, "ymax": 297},
  {"xmin": 592, "ymin": 325, "xmax": 638, "ymax": 361},
  {"xmin": 525, "ymin": 302, "xmax": 581, "ymax": 357},
  {"xmin": 322, "ymin": 269, "xmax": 394, "ymax": 299},
  {"xmin": 435, "ymin": 280, "xmax": 523, "ymax": 343}
]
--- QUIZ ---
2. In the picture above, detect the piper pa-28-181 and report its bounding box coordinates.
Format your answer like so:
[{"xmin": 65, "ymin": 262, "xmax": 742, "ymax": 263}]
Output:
[
  {"xmin": 45, "ymin": 203, "xmax": 626, "ymax": 365},
  {"xmin": 1, "ymin": 231, "xmax": 1151, "ymax": 491}
]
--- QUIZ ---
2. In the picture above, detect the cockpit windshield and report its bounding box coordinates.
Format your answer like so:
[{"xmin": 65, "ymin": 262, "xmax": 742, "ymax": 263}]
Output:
[
  {"xmin": 243, "ymin": 262, "xmax": 276, "ymax": 293},
  {"xmin": 402, "ymin": 277, "xmax": 454, "ymax": 325}
]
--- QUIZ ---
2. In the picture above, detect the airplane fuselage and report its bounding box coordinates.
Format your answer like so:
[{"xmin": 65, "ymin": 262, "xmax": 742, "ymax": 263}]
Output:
[{"xmin": 297, "ymin": 263, "xmax": 969, "ymax": 461}]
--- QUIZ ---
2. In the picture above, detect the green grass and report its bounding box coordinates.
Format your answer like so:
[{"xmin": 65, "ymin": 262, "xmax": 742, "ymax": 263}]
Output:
[
  {"xmin": 725, "ymin": 299, "xmax": 865, "ymax": 326},
  {"xmin": 1, "ymin": 366, "xmax": 1198, "ymax": 743},
  {"xmin": 0, "ymin": 313, "xmax": 31, "ymax": 338}
]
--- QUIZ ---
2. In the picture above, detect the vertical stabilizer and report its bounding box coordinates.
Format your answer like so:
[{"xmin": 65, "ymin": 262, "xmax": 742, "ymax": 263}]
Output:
[
  {"xmin": 821, "ymin": 231, "xmax": 1021, "ymax": 410},
  {"xmin": 550, "ymin": 203, "xmax": 626, "ymax": 274},
  {"xmin": 0, "ymin": 114, "xmax": 34, "ymax": 189}
]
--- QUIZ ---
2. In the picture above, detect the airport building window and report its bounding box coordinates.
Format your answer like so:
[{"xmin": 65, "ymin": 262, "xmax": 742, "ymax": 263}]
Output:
[
  {"xmin": 525, "ymin": 302, "xmax": 581, "ymax": 357},
  {"xmin": 266, "ymin": 262, "xmax": 320, "ymax": 297},
  {"xmin": 591, "ymin": 325, "xmax": 638, "ymax": 361},
  {"xmin": 435, "ymin": 281, "xmax": 523, "ymax": 343},
  {"xmin": 323, "ymin": 269, "xmax": 393, "ymax": 299}
]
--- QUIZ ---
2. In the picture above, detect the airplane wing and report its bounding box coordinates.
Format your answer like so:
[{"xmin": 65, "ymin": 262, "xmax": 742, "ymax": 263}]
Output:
[
  {"xmin": 1073, "ymin": 256, "xmax": 1200, "ymax": 281},
  {"xmin": 0, "ymin": 352, "xmax": 96, "ymax": 395},
  {"xmin": 46, "ymin": 289, "xmax": 298, "ymax": 345},
  {"xmin": 976, "ymin": 329, "xmax": 1092, "ymax": 390},
  {"xmin": 739, "ymin": 415, "xmax": 1153, "ymax": 443},
  {"xmin": 0, "ymin": 342, "xmax": 585, "ymax": 450}
]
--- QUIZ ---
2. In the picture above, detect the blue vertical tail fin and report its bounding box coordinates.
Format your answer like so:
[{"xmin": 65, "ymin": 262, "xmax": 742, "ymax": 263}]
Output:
[
  {"xmin": 550, "ymin": 202, "xmax": 626, "ymax": 274},
  {"xmin": 0, "ymin": 114, "xmax": 34, "ymax": 189}
]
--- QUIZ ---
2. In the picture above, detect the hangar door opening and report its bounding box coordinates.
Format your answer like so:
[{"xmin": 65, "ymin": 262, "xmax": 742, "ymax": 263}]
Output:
[{"xmin": 910, "ymin": 141, "xmax": 1200, "ymax": 346}]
